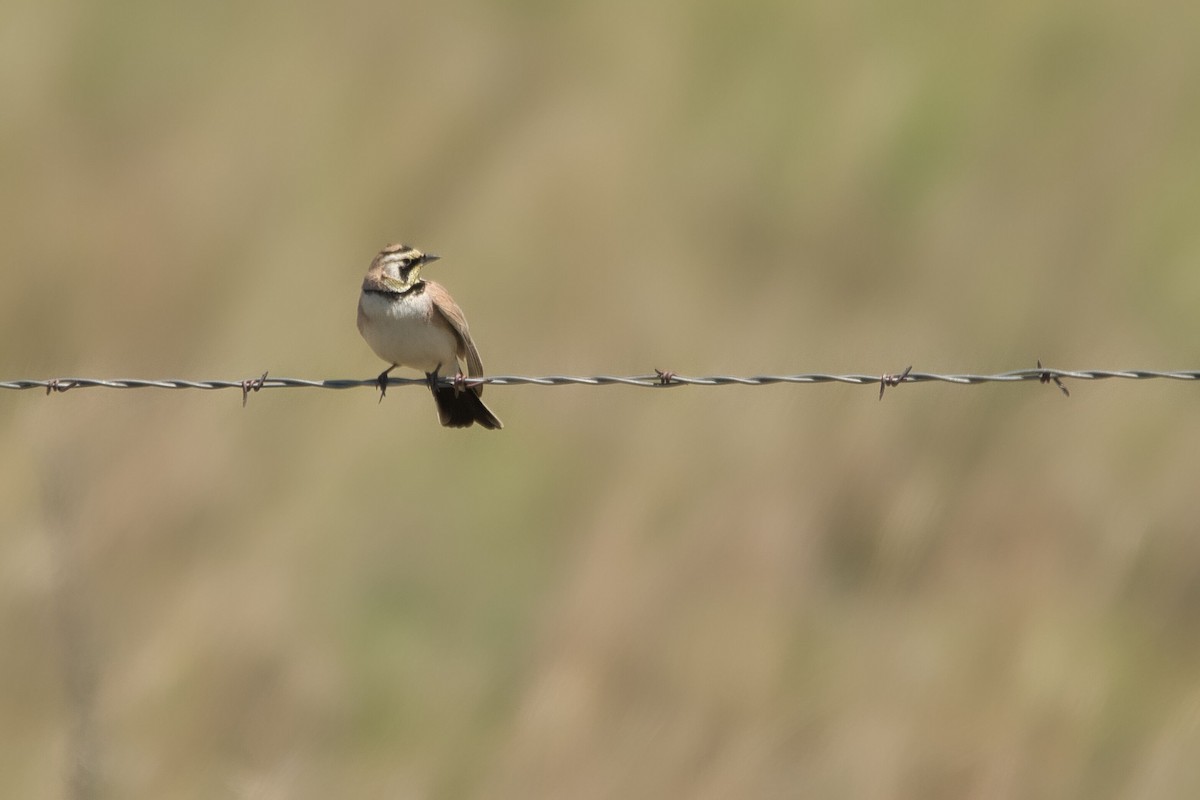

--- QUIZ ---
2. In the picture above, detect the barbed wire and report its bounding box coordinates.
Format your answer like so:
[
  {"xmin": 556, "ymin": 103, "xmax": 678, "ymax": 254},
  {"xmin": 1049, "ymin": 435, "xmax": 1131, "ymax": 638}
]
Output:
[{"xmin": 2, "ymin": 365, "xmax": 1199, "ymax": 405}]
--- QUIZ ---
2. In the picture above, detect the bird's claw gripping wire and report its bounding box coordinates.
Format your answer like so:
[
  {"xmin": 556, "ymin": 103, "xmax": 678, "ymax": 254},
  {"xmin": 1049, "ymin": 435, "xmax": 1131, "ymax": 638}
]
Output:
[{"xmin": 375, "ymin": 367, "xmax": 395, "ymax": 403}]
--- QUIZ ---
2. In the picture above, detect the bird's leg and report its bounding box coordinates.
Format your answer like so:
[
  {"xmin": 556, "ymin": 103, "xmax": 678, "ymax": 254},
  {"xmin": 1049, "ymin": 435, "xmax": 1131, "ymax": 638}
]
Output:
[
  {"xmin": 376, "ymin": 365, "xmax": 396, "ymax": 403},
  {"xmin": 425, "ymin": 363, "xmax": 443, "ymax": 394}
]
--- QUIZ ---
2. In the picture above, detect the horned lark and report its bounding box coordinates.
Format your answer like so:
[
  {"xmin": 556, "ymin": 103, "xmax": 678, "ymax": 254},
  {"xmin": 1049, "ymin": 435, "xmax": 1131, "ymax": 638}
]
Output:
[{"xmin": 357, "ymin": 243, "xmax": 503, "ymax": 430}]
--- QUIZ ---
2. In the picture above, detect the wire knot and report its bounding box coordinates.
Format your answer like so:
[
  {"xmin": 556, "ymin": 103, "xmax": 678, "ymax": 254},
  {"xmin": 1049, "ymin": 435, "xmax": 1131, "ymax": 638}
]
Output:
[
  {"xmin": 1037, "ymin": 360, "xmax": 1070, "ymax": 397},
  {"xmin": 241, "ymin": 371, "xmax": 268, "ymax": 406},
  {"xmin": 879, "ymin": 365, "xmax": 912, "ymax": 400}
]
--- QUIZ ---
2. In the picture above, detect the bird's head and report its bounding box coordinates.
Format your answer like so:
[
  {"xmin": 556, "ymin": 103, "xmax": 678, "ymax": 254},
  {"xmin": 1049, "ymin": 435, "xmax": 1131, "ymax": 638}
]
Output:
[{"xmin": 371, "ymin": 243, "xmax": 440, "ymax": 292}]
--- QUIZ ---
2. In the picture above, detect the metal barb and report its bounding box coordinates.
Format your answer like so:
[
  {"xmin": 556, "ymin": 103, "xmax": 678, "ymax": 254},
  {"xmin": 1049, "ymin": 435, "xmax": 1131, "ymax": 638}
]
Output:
[
  {"xmin": 655, "ymin": 369, "xmax": 677, "ymax": 386},
  {"xmin": 1037, "ymin": 360, "xmax": 1070, "ymax": 397},
  {"xmin": 879, "ymin": 366, "xmax": 913, "ymax": 400},
  {"xmin": 241, "ymin": 371, "xmax": 269, "ymax": 407}
]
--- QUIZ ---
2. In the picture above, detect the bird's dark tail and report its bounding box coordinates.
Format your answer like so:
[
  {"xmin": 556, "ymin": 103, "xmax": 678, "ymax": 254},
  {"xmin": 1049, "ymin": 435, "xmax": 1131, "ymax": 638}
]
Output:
[{"xmin": 430, "ymin": 382, "xmax": 503, "ymax": 429}]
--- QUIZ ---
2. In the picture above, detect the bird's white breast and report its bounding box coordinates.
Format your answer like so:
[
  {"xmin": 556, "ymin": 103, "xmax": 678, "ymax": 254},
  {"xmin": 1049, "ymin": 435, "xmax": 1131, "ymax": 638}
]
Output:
[{"xmin": 358, "ymin": 289, "xmax": 461, "ymax": 373}]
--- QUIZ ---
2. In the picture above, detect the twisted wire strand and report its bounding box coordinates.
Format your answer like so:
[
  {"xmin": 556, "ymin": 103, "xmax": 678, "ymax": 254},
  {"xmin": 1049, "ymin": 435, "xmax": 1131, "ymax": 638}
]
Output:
[{"xmin": 2, "ymin": 368, "xmax": 1199, "ymax": 396}]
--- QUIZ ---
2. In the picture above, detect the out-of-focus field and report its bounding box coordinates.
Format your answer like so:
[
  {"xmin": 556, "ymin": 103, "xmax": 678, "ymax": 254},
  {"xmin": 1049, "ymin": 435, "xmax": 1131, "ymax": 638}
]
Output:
[{"xmin": 3, "ymin": 1, "xmax": 1200, "ymax": 797}]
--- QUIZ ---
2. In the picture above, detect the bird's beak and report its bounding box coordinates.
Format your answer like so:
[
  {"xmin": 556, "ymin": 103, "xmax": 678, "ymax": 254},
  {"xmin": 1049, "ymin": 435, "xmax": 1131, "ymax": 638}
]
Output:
[{"xmin": 422, "ymin": 253, "xmax": 441, "ymax": 264}]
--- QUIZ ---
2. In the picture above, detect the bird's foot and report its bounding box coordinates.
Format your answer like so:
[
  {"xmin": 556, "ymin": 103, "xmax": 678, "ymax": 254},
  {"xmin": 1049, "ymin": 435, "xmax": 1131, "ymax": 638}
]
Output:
[
  {"xmin": 376, "ymin": 366, "xmax": 395, "ymax": 403},
  {"xmin": 425, "ymin": 363, "xmax": 443, "ymax": 392}
]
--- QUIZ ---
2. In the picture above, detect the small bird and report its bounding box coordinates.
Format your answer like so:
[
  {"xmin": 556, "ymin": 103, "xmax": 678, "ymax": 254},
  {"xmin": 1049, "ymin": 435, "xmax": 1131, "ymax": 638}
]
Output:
[{"xmin": 357, "ymin": 243, "xmax": 503, "ymax": 429}]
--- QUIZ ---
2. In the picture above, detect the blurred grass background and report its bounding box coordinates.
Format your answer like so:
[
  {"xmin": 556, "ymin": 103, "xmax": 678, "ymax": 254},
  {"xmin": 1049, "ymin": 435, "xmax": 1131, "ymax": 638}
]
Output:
[{"xmin": 3, "ymin": 0, "xmax": 1200, "ymax": 797}]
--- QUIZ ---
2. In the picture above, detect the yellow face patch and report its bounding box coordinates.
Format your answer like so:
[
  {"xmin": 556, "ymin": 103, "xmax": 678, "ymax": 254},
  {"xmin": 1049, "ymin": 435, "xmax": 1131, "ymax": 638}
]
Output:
[
  {"xmin": 377, "ymin": 246, "xmax": 427, "ymax": 291},
  {"xmin": 382, "ymin": 264, "xmax": 423, "ymax": 293}
]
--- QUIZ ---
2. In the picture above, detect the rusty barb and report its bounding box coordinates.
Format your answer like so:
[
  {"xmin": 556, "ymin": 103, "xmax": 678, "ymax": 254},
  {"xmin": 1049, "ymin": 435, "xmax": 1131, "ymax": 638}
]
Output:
[
  {"xmin": 241, "ymin": 371, "xmax": 269, "ymax": 407},
  {"xmin": 879, "ymin": 365, "xmax": 913, "ymax": 400},
  {"xmin": 5, "ymin": 364, "xmax": 1200, "ymax": 405}
]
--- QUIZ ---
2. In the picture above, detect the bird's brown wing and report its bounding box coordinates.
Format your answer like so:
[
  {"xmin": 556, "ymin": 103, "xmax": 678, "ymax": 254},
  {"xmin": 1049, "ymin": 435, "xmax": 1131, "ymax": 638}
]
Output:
[{"xmin": 426, "ymin": 281, "xmax": 486, "ymax": 396}]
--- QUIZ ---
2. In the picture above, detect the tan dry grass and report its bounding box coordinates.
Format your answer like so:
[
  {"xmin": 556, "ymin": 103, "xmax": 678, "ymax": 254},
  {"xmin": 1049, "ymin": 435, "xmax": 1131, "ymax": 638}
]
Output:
[{"xmin": 3, "ymin": 0, "xmax": 1200, "ymax": 797}]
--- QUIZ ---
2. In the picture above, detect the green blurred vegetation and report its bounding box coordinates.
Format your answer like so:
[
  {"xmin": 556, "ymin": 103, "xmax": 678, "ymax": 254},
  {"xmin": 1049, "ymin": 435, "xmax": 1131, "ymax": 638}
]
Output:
[{"xmin": 3, "ymin": 0, "xmax": 1200, "ymax": 797}]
